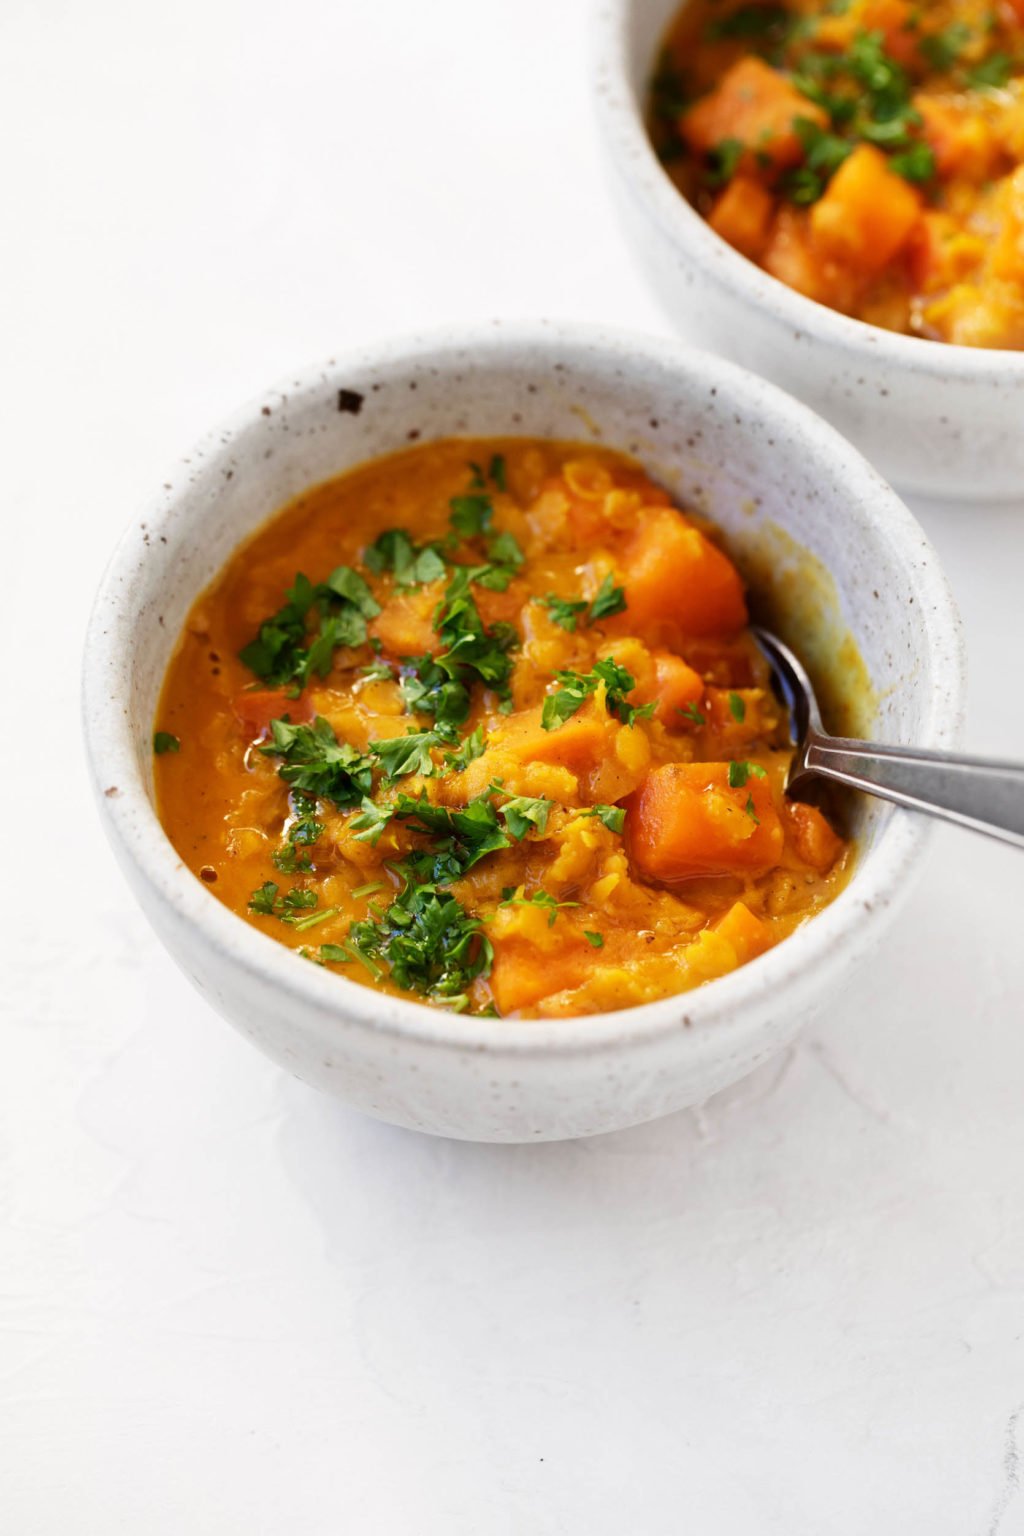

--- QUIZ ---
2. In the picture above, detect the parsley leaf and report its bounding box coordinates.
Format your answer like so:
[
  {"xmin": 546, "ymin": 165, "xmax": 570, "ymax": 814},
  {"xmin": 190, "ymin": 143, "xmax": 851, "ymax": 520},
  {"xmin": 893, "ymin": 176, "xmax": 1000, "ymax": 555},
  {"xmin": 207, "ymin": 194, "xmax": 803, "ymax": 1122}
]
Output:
[
  {"xmin": 588, "ymin": 574, "xmax": 627, "ymax": 623},
  {"xmin": 584, "ymin": 931, "xmax": 605, "ymax": 949},
  {"xmin": 497, "ymin": 793, "xmax": 551, "ymax": 841},
  {"xmin": 153, "ymin": 731, "xmax": 180, "ymax": 754},
  {"xmin": 364, "ymin": 529, "xmax": 448, "ymax": 587},
  {"xmin": 727, "ymin": 692, "xmax": 747, "ymax": 723},
  {"xmin": 248, "ymin": 881, "xmax": 325, "ymax": 925},
  {"xmin": 443, "ymin": 724, "xmax": 486, "ymax": 773},
  {"xmin": 728, "ymin": 760, "xmax": 768, "ymax": 789},
  {"xmin": 540, "ymin": 593, "xmax": 589, "ymax": 632},
  {"xmin": 261, "ymin": 716, "xmax": 374, "ymax": 807},
  {"xmin": 499, "ymin": 888, "xmax": 580, "ymax": 928},
  {"xmin": 449, "ymin": 494, "xmax": 493, "ymax": 538},
  {"xmin": 347, "ymin": 877, "xmax": 493, "ymax": 1005},
  {"xmin": 580, "ymin": 804, "xmax": 626, "ymax": 834},
  {"xmin": 239, "ymin": 567, "xmax": 381, "ymax": 687},
  {"xmin": 888, "ymin": 142, "xmax": 936, "ymax": 183},
  {"xmin": 541, "ymin": 658, "xmax": 654, "ymax": 732},
  {"xmin": 369, "ymin": 730, "xmax": 443, "ymax": 783},
  {"xmin": 968, "ymin": 53, "xmax": 1013, "ymax": 89}
]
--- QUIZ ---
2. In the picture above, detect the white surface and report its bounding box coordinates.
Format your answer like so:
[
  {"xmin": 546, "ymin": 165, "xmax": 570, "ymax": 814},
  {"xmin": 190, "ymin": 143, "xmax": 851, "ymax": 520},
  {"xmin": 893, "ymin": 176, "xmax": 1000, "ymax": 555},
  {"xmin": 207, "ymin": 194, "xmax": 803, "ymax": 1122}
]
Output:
[{"xmin": 3, "ymin": 0, "xmax": 1023, "ymax": 1529}]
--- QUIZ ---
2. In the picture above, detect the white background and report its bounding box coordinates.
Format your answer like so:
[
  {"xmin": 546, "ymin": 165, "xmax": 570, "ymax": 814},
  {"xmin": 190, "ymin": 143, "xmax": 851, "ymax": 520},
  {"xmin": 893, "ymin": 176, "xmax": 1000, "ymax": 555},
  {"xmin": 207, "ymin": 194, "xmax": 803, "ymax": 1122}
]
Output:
[{"xmin": 4, "ymin": 1, "xmax": 1024, "ymax": 1531}]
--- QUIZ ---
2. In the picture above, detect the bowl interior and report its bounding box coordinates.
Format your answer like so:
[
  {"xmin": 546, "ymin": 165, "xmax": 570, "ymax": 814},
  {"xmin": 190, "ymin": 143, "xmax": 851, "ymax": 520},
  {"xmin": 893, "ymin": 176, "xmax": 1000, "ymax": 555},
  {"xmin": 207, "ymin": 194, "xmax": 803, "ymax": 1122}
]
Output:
[{"xmin": 87, "ymin": 327, "xmax": 963, "ymax": 1049}]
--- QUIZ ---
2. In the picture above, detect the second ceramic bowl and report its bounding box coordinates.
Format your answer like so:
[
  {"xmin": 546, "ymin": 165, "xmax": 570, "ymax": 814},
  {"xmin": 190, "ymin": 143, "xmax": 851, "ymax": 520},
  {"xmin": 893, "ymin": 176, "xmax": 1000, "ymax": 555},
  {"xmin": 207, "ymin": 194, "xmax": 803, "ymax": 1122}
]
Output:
[
  {"xmin": 593, "ymin": 0, "xmax": 1024, "ymax": 503},
  {"xmin": 83, "ymin": 323, "xmax": 963, "ymax": 1141}
]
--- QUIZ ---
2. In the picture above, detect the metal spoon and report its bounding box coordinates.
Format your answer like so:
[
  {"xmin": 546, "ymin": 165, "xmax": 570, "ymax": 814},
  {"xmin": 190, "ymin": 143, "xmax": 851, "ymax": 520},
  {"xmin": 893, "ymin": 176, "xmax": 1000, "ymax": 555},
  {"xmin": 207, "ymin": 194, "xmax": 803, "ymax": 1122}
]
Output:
[{"xmin": 753, "ymin": 626, "xmax": 1024, "ymax": 850}]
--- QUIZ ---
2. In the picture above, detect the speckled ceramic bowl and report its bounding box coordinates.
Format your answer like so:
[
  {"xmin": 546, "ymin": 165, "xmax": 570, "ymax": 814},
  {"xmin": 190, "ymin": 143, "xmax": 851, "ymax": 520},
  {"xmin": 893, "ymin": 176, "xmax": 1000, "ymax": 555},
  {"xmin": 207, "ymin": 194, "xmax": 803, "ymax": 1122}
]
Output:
[
  {"xmin": 593, "ymin": 0, "xmax": 1024, "ymax": 503},
  {"xmin": 83, "ymin": 323, "xmax": 964, "ymax": 1142}
]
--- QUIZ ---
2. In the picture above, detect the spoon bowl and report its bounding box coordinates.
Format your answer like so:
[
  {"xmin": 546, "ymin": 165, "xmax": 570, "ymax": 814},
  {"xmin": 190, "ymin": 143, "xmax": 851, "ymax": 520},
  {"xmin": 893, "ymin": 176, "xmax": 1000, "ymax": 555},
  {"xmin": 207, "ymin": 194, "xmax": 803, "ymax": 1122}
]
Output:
[{"xmin": 754, "ymin": 626, "xmax": 1024, "ymax": 848}]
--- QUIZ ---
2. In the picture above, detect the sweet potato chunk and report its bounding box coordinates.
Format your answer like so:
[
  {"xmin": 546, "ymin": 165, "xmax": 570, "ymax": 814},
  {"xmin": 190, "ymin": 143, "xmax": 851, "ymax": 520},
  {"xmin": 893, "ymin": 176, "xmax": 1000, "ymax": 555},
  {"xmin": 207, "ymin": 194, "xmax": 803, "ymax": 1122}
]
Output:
[
  {"xmin": 233, "ymin": 688, "xmax": 310, "ymax": 738},
  {"xmin": 708, "ymin": 177, "xmax": 775, "ymax": 262},
  {"xmin": 810, "ymin": 145, "xmax": 921, "ymax": 277},
  {"xmin": 682, "ymin": 57, "xmax": 827, "ymax": 172},
  {"xmin": 490, "ymin": 937, "xmax": 594, "ymax": 1015},
  {"xmin": 713, "ymin": 901, "xmax": 772, "ymax": 963},
  {"xmin": 785, "ymin": 801, "xmax": 843, "ymax": 872},
  {"xmin": 620, "ymin": 509, "xmax": 748, "ymax": 638},
  {"xmin": 625, "ymin": 762, "xmax": 783, "ymax": 883},
  {"xmin": 915, "ymin": 97, "xmax": 1000, "ymax": 183},
  {"xmin": 370, "ymin": 582, "xmax": 443, "ymax": 658}
]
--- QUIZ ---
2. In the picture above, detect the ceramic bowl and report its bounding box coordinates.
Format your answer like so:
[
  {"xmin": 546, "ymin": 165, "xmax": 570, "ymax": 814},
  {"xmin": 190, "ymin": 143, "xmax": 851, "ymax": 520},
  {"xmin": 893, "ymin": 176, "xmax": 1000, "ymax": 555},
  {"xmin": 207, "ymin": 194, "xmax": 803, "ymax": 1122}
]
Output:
[
  {"xmin": 592, "ymin": 0, "xmax": 1024, "ymax": 503},
  {"xmin": 83, "ymin": 323, "xmax": 964, "ymax": 1142}
]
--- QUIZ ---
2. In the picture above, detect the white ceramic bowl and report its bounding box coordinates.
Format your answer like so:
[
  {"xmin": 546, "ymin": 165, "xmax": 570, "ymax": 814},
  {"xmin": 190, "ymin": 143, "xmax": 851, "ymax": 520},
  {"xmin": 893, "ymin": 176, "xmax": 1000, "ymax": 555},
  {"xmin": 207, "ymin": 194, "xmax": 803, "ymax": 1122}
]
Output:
[
  {"xmin": 593, "ymin": 0, "xmax": 1024, "ymax": 503},
  {"xmin": 83, "ymin": 323, "xmax": 964, "ymax": 1142}
]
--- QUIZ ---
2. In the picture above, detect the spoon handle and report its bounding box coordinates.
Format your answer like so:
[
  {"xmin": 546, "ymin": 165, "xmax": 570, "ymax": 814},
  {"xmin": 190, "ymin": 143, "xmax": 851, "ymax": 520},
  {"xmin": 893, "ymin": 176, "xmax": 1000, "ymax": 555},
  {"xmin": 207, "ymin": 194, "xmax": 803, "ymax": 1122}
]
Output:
[{"xmin": 803, "ymin": 737, "xmax": 1024, "ymax": 849}]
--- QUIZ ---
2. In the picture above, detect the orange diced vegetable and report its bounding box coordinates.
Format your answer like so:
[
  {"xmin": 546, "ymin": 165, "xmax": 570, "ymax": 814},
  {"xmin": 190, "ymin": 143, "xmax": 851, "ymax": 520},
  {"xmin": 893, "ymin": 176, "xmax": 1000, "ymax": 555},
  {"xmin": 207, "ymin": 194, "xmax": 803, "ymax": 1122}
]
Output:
[
  {"xmin": 625, "ymin": 761, "xmax": 783, "ymax": 883},
  {"xmin": 708, "ymin": 177, "xmax": 776, "ymax": 261},
  {"xmin": 490, "ymin": 937, "xmax": 593, "ymax": 1014},
  {"xmin": 762, "ymin": 206, "xmax": 828, "ymax": 302},
  {"xmin": 651, "ymin": 651, "xmax": 705, "ymax": 725},
  {"xmin": 785, "ymin": 801, "xmax": 844, "ymax": 872},
  {"xmin": 810, "ymin": 145, "xmax": 921, "ymax": 277},
  {"xmin": 915, "ymin": 97, "xmax": 1000, "ymax": 182},
  {"xmin": 620, "ymin": 509, "xmax": 748, "ymax": 638},
  {"xmin": 713, "ymin": 900, "xmax": 772, "ymax": 962},
  {"xmin": 681, "ymin": 57, "xmax": 827, "ymax": 172},
  {"xmin": 992, "ymin": 166, "xmax": 1024, "ymax": 282},
  {"xmin": 233, "ymin": 688, "xmax": 309, "ymax": 738},
  {"xmin": 370, "ymin": 582, "xmax": 442, "ymax": 658},
  {"xmin": 907, "ymin": 210, "xmax": 986, "ymax": 292}
]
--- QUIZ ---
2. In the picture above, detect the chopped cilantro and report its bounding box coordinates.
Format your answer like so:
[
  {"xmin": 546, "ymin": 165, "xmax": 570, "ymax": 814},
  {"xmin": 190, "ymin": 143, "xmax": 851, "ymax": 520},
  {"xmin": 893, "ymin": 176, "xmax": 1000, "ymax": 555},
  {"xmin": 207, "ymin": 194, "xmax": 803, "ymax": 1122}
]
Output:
[
  {"xmin": 364, "ymin": 529, "xmax": 448, "ymax": 587},
  {"xmin": 584, "ymin": 931, "xmax": 605, "ymax": 949},
  {"xmin": 727, "ymin": 692, "xmax": 747, "ymax": 723},
  {"xmin": 369, "ymin": 730, "xmax": 444, "ymax": 783},
  {"xmin": 497, "ymin": 793, "xmax": 551, "ymax": 841},
  {"xmin": 677, "ymin": 701, "xmax": 706, "ymax": 726},
  {"xmin": 248, "ymin": 881, "xmax": 322, "ymax": 923},
  {"xmin": 260, "ymin": 716, "xmax": 373, "ymax": 807},
  {"xmin": 350, "ymin": 795, "xmax": 395, "ymax": 846},
  {"xmin": 580, "ymin": 804, "xmax": 626, "ymax": 834},
  {"xmin": 443, "ymin": 724, "xmax": 486, "ymax": 773},
  {"xmin": 347, "ymin": 876, "xmax": 492, "ymax": 1004},
  {"xmin": 239, "ymin": 567, "xmax": 381, "ymax": 688},
  {"xmin": 728, "ymin": 760, "xmax": 768, "ymax": 790},
  {"xmin": 542, "ymin": 658, "xmax": 654, "ymax": 732},
  {"xmin": 968, "ymin": 53, "xmax": 1013, "ymax": 89},
  {"xmin": 744, "ymin": 794, "xmax": 760, "ymax": 825},
  {"xmin": 587, "ymin": 573, "xmax": 627, "ymax": 623},
  {"xmin": 153, "ymin": 731, "xmax": 180, "ymax": 754},
  {"xmin": 888, "ymin": 142, "xmax": 936, "ymax": 183},
  {"xmin": 449, "ymin": 494, "xmax": 493, "ymax": 538},
  {"xmin": 706, "ymin": 137, "xmax": 744, "ymax": 187},
  {"xmin": 540, "ymin": 593, "xmax": 589, "ymax": 632},
  {"xmin": 920, "ymin": 23, "xmax": 972, "ymax": 74},
  {"xmin": 499, "ymin": 888, "xmax": 580, "ymax": 928}
]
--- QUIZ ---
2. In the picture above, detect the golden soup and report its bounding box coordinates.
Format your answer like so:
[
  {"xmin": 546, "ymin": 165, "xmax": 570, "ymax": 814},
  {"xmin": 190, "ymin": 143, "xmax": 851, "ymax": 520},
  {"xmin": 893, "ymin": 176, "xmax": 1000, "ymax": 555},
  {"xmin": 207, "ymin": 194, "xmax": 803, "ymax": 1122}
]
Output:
[
  {"xmin": 154, "ymin": 440, "xmax": 851, "ymax": 1019},
  {"xmin": 651, "ymin": 0, "xmax": 1024, "ymax": 346}
]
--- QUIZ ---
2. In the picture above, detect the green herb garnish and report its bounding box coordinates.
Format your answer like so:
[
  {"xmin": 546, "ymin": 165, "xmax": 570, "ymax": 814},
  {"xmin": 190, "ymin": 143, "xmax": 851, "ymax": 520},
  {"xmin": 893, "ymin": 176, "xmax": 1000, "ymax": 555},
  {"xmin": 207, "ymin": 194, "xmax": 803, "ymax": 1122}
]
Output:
[
  {"xmin": 541, "ymin": 658, "xmax": 654, "ymax": 732},
  {"xmin": 153, "ymin": 731, "xmax": 180, "ymax": 754},
  {"xmin": 728, "ymin": 760, "xmax": 768, "ymax": 790},
  {"xmin": 261, "ymin": 716, "xmax": 374, "ymax": 807},
  {"xmin": 580, "ymin": 804, "xmax": 626, "ymax": 834},
  {"xmin": 239, "ymin": 567, "xmax": 381, "ymax": 688}
]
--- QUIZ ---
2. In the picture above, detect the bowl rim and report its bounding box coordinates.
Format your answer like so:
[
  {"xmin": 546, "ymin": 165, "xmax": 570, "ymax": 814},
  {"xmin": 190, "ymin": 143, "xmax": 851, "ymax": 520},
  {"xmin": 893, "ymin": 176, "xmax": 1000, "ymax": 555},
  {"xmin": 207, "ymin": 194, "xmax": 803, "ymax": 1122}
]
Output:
[
  {"xmin": 592, "ymin": 0, "xmax": 1024, "ymax": 382},
  {"xmin": 82, "ymin": 320, "xmax": 966, "ymax": 1061}
]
